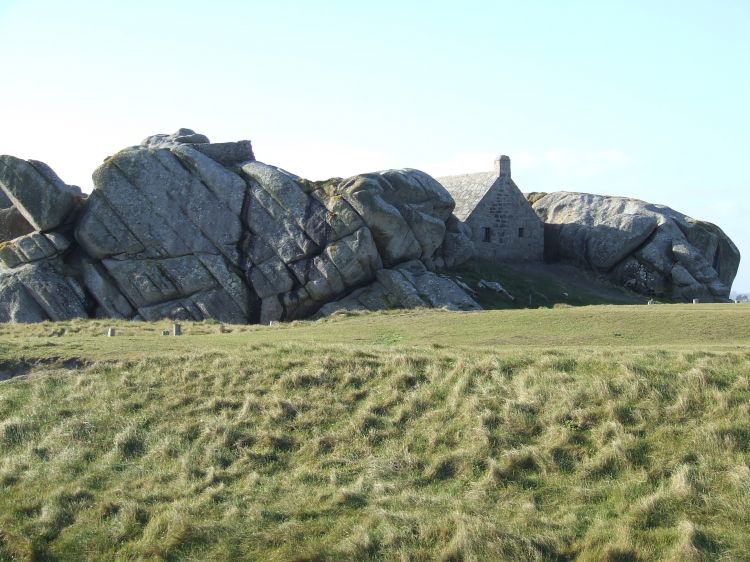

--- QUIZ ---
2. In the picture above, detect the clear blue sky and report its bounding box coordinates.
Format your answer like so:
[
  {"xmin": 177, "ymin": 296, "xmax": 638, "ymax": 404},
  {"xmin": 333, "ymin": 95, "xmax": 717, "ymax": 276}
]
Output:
[{"xmin": 1, "ymin": 0, "xmax": 748, "ymax": 292}]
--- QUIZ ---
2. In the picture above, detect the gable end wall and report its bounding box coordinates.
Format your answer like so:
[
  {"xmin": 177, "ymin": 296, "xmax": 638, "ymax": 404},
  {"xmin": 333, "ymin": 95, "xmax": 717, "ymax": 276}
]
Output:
[{"xmin": 465, "ymin": 178, "xmax": 544, "ymax": 261}]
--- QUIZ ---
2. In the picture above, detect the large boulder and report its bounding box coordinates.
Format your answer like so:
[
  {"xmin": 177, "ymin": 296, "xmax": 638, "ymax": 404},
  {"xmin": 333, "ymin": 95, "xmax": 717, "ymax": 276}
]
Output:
[
  {"xmin": 142, "ymin": 128, "xmax": 255, "ymax": 166},
  {"xmin": 0, "ymin": 263, "xmax": 88, "ymax": 323},
  {"xmin": 2, "ymin": 128, "xmax": 478, "ymax": 326},
  {"xmin": 237, "ymin": 162, "xmax": 471, "ymax": 323},
  {"xmin": 532, "ymin": 192, "xmax": 740, "ymax": 302},
  {"xmin": 74, "ymin": 132, "xmax": 256, "ymax": 323},
  {"xmin": 337, "ymin": 169, "xmax": 455, "ymax": 268},
  {"xmin": 0, "ymin": 156, "xmax": 83, "ymax": 231}
]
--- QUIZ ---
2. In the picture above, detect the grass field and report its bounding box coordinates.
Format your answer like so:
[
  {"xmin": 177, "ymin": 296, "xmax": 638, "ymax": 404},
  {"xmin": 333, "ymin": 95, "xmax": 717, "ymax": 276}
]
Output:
[{"xmin": 0, "ymin": 305, "xmax": 749, "ymax": 561}]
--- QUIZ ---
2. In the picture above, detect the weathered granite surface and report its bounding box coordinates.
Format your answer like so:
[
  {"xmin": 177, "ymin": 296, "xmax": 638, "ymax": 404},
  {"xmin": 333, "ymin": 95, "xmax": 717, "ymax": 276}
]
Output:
[
  {"xmin": 0, "ymin": 262, "xmax": 87, "ymax": 323},
  {"xmin": 315, "ymin": 260, "xmax": 482, "ymax": 317},
  {"xmin": 0, "ymin": 156, "xmax": 83, "ymax": 231},
  {"xmin": 0, "ymin": 206, "xmax": 33, "ymax": 243},
  {"xmin": 532, "ymin": 191, "xmax": 741, "ymax": 302},
  {"xmin": 0, "ymin": 129, "xmax": 477, "ymax": 323}
]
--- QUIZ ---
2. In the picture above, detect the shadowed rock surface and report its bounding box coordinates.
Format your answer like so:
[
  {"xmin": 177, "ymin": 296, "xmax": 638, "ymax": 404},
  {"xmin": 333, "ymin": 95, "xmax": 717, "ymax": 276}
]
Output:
[
  {"xmin": 0, "ymin": 206, "xmax": 33, "ymax": 243},
  {"xmin": 0, "ymin": 129, "xmax": 478, "ymax": 323},
  {"xmin": 531, "ymin": 191, "xmax": 740, "ymax": 302}
]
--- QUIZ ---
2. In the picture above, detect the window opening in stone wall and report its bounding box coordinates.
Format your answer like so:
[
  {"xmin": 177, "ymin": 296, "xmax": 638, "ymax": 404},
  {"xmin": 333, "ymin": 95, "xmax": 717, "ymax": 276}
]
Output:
[
  {"xmin": 518, "ymin": 227, "xmax": 524, "ymax": 238},
  {"xmin": 483, "ymin": 227, "xmax": 491, "ymax": 242}
]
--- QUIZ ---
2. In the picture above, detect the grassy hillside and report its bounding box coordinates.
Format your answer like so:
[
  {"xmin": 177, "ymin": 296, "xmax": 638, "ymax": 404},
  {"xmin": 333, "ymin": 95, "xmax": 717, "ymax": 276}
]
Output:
[
  {"xmin": 0, "ymin": 306, "xmax": 749, "ymax": 561},
  {"xmin": 447, "ymin": 260, "xmax": 648, "ymax": 309}
]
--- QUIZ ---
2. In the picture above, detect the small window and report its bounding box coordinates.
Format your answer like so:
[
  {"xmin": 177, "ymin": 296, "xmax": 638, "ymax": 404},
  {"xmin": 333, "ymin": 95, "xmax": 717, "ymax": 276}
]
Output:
[
  {"xmin": 518, "ymin": 227, "xmax": 525, "ymax": 238},
  {"xmin": 483, "ymin": 227, "xmax": 492, "ymax": 242}
]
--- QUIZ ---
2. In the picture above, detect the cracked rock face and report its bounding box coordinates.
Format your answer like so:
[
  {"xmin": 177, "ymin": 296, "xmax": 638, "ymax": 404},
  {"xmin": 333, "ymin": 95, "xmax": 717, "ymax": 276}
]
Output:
[
  {"xmin": 0, "ymin": 129, "xmax": 477, "ymax": 323},
  {"xmin": 532, "ymin": 191, "xmax": 740, "ymax": 302}
]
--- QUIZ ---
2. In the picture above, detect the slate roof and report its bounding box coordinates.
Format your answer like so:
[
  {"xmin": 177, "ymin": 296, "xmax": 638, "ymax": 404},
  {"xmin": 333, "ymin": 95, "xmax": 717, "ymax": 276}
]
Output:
[{"xmin": 437, "ymin": 171, "xmax": 498, "ymax": 221}]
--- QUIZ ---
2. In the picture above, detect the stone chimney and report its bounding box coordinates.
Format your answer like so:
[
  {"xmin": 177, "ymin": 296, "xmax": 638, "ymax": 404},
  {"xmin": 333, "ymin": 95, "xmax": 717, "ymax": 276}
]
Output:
[{"xmin": 494, "ymin": 155, "xmax": 511, "ymax": 178}]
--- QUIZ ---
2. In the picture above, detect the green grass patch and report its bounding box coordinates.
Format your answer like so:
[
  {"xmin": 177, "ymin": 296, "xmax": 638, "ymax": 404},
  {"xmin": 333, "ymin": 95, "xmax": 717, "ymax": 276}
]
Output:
[
  {"xmin": 0, "ymin": 305, "xmax": 748, "ymax": 560},
  {"xmin": 450, "ymin": 259, "xmax": 647, "ymax": 309}
]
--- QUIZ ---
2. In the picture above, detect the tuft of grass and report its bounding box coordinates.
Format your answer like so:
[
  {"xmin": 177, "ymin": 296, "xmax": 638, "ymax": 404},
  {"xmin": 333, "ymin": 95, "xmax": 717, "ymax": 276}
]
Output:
[
  {"xmin": 1, "ymin": 417, "xmax": 29, "ymax": 447},
  {"xmin": 113, "ymin": 426, "xmax": 146, "ymax": 458},
  {"xmin": 668, "ymin": 519, "xmax": 719, "ymax": 562},
  {"xmin": 425, "ymin": 453, "xmax": 464, "ymax": 481}
]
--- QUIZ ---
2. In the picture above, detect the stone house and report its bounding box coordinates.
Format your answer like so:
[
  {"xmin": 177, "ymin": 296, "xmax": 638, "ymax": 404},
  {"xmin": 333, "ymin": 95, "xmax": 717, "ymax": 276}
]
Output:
[{"xmin": 438, "ymin": 155, "xmax": 544, "ymax": 261}]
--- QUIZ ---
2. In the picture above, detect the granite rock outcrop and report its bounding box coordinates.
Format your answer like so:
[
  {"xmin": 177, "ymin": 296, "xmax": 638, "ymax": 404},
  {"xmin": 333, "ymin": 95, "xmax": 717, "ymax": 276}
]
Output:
[
  {"xmin": 0, "ymin": 129, "xmax": 478, "ymax": 323},
  {"xmin": 531, "ymin": 191, "xmax": 740, "ymax": 302}
]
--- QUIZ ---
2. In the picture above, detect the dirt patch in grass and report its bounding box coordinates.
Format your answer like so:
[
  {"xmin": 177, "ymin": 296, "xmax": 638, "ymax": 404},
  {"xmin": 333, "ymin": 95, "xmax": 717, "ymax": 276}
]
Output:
[{"xmin": 0, "ymin": 357, "xmax": 87, "ymax": 382}]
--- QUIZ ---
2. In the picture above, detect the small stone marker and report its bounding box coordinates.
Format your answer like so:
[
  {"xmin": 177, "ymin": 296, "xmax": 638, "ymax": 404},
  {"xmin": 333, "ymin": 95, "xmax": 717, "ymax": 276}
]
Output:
[
  {"xmin": 648, "ymin": 299, "xmax": 655, "ymax": 305},
  {"xmin": 269, "ymin": 320, "xmax": 278, "ymax": 327},
  {"xmin": 218, "ymin": 324, "xmax": 226, "ymax": 334},
  {"xmin": 173, "ymin": 323, "xmax": 182, "ymax": 336},
  {"xmin": 692, "ymin": 298, "xmax": 700, "ymax": 304},
  {"xmin": 107, "ymin": 327, "xmax": 116, "ymax": 337},
  {"xmin": 162, "ymin": 330, "xmax": 169, "ymax": 336}
]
